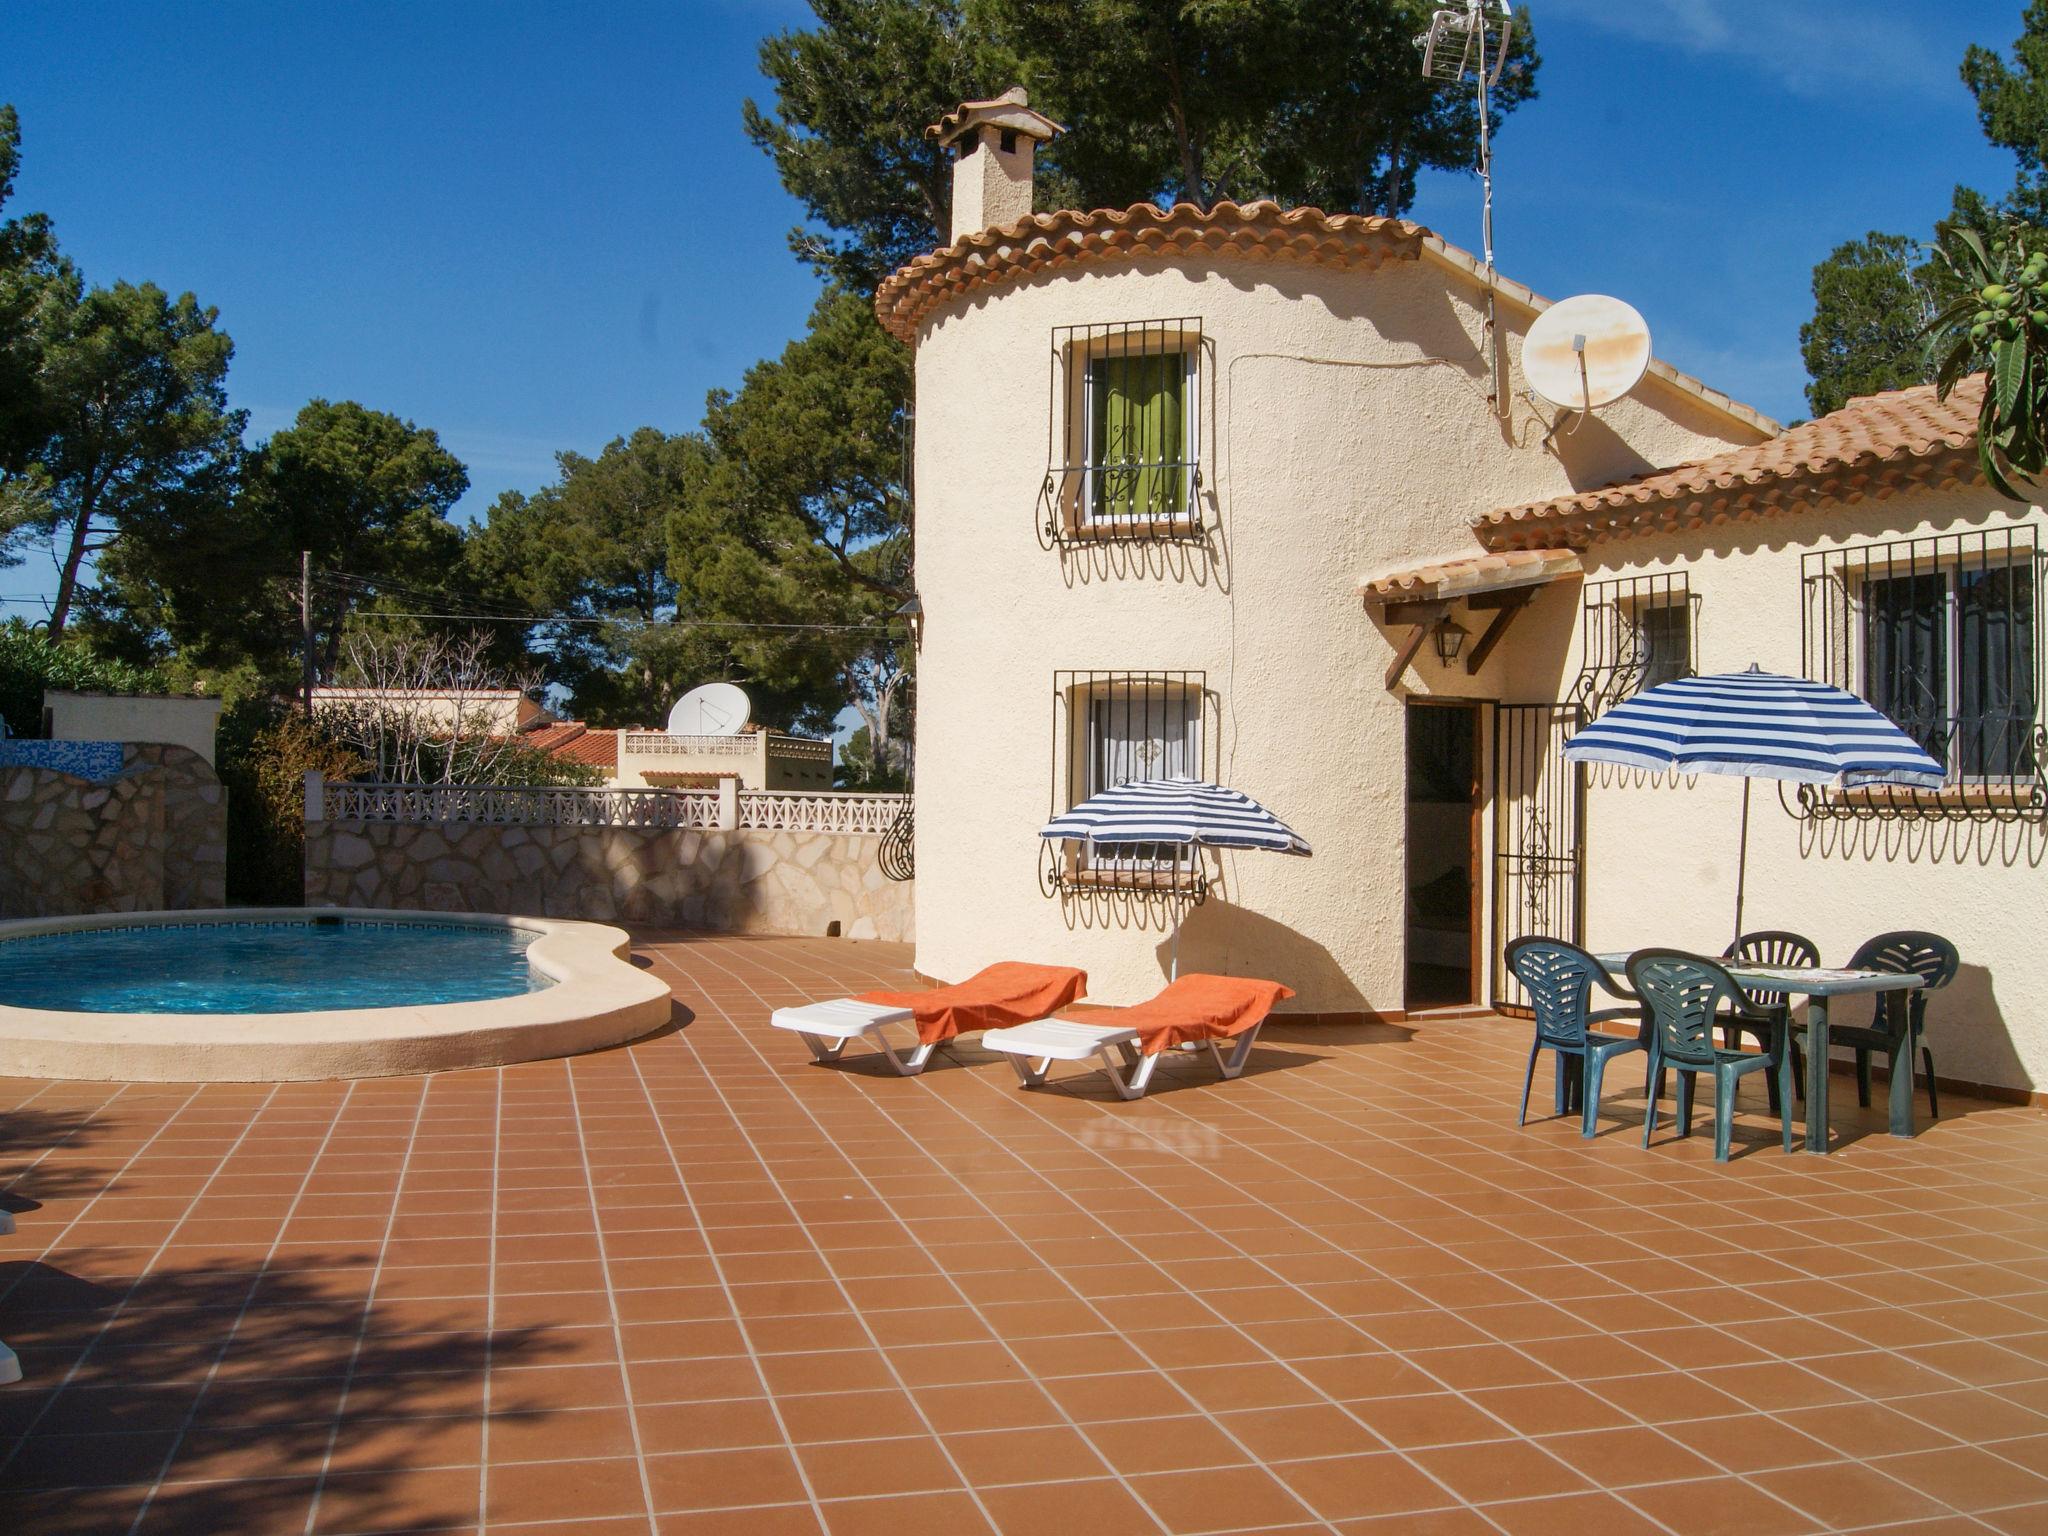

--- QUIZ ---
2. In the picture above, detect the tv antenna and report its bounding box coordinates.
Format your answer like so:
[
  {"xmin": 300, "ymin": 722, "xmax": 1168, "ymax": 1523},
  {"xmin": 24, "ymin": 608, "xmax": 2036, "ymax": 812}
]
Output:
[{"xmin": 1416, "ymin": 2, "xmax": 1517, "ymax": 413}]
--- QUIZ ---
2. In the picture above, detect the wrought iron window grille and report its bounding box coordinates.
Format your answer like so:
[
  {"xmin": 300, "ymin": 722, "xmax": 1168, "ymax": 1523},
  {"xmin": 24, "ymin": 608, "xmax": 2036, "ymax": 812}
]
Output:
[
  {"xmin": 1797, "ymin": 526, "xmax": 2046, "ymax": 822},
  {"xmin": 1040, "ymin": 319, "xmax": 1207, "ymax": 549},
  {"xmin": 1569, "ymin": 574, "xmax": 1696, "ymax": 717},
  {"xmin": 1041, "ymin": 670, "xmax": 1215, "ymax": 898}
]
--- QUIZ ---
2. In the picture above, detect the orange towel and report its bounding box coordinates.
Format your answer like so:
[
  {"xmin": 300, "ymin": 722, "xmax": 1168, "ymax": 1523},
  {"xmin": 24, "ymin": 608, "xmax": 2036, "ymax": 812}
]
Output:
[
  {"xmin": 858, "ymin": 962, "xmax": 1088, "ymax": 1047},
  {"xmin": 1084, "ymin": 974, "xmax": 1295, "ymax": 1056}
]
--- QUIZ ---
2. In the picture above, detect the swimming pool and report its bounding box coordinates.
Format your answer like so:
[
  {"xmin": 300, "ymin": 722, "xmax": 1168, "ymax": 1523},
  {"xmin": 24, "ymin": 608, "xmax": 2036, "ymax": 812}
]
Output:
[
  {"xmin": 0, "ymin": 918, "xmax": 551, "ymax": 1014},
  {"xmin": 0, "ymin": 909, "xmax": 672, "ymax": 1081}
]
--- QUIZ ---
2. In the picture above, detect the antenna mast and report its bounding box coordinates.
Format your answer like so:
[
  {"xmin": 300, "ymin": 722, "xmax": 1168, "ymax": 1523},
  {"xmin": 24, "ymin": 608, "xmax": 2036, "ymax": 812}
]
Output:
[{"xmin": 1417, "ymin": 2, "xmax": 1516, "ymax": 414}]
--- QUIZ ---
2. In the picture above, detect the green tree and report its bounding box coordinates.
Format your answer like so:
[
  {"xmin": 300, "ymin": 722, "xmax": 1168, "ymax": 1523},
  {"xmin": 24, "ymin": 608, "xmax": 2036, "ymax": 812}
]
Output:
[
  {"xmin": 675, "ymin": 289, "xmax": 911, "ymax": 738},
  {"xmin": 747, "ymin": 0, "xmax": 1541, "ymax": 293},
  {"xmin": 8, "ymin": 280, "xmax": 242, "ymax": 636},
  {"xmin": 464, "ymin": 428, "xmax": 703, "ymax": 726},
  {"xmin": 1965, "ymin": 2, "xmax": 2048, "ymax": 224},
  {"xmin": 103, "ymin": 399, "xmax": 467, "ymax": 684},
  {"xmin": 1801, "ymin": 233, "xmax": 1943, "ymax": 416},
  {"xmin": 0, "ymin": 105, "xmax": 79, "ymax": 493}
]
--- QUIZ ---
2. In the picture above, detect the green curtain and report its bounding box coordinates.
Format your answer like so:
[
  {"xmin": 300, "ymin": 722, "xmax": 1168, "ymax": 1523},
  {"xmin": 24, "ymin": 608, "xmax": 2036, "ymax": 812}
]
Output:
[{"xmin": 1091, "ymin": 353, "xmax": 1185, "ymax": 519}]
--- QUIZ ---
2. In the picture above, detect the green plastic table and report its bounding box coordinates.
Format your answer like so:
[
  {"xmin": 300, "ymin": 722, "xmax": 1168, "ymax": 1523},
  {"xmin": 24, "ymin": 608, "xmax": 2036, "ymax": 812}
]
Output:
[{"xmin": 1595, "ymin": 955, "xmax": 1925, "ymax": 1153}]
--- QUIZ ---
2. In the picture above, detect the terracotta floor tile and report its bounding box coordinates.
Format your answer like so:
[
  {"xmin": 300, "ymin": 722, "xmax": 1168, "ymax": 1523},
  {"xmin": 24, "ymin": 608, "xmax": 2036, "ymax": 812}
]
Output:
[
  {"xmin": 910, "ymin": 1380, "xmax": 1063, "ymax": 1432},
  {"xmin": 653, "ymin": 1508, "xmax": 816, "ymax": 1536},
  {"xmin": 947, "ymin": 1423, "xmax": 1107, "ymax": 1486},
  {"xmin": 1481, "ymin": 1490, "xmax": 1669, "ymax": 1535},
  {"xmin": 1866, "ymin": 1444, "xmax": 2048, "ymax": 1513},
  {"xmin": 795, "ymin": 1435, "xmax": 962, "ymax": 1499},
  {"xmin": 1623, "ymin": 1475, "xmax": 1825, "ymax": 1536},
  {"xmin": 1270, "ymin": 1449, "xmax": 1463, "ymax": 1521},
  {"xmin": 10, "ymin": 935, "xmax": 2048, "ymax": 1536},
  {"xmin": 1749, "ymin": 1459, "xmax": 1950, "ymax": 1528},
  {"xmin": 816, "ymin": 1490, "xmax": 993, "ymax": 1536},
  {"xmin": 487, "ymin": 1404, "xmax": 638, "ymax": 1465},
  {"xmin": 1127, "ymin": 1464, "xmax": 1319, "ymax": 1532},
  {"xmin": 1080, "ymin": 1413, "xmax": 1254, "ymax": 1474},
  {"xmin": 1411, "ymin": 1437, "xmax": 1592, "ymax": 1503},
  {"xmin": 642, "ymin": 1446, "xmax": 809, "ymax": 1513},
  {"xmin": 1218, "ymin": 1402, "xmax": 1386, "ymax": 1461},
  {"xmin": 312, "ymin": 1464, "xmax": 486, "ymax": 1532},
  {"xmin": 974, "ymin": 1476, "xmax": 1158, "ymax": 1536}
]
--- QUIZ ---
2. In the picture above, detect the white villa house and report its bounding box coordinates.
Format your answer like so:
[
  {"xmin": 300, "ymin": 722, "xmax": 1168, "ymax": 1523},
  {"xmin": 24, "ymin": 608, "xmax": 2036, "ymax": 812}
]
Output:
[{"xmin": 881, "ymin": 91, "xmax": 2047, "ymax": 1102}]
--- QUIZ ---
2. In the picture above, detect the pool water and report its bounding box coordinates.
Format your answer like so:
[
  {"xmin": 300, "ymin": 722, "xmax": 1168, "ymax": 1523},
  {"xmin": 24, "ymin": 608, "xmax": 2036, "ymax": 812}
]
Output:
[{"xmin": 0, "ymin": 920, "xmax": 551, "ymax": 1014}]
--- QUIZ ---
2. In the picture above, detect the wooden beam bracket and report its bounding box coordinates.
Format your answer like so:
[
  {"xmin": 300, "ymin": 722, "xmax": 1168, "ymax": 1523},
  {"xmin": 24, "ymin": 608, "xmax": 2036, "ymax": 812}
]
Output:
[{"xmin": 1464, "ymin": 587, "xmax": 1533, "ymax": 675}]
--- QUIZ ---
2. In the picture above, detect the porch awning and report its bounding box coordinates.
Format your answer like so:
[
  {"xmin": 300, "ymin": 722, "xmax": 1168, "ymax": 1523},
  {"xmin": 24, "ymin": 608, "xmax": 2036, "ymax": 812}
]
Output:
[{"xmin": 1359, "ymin": 548, "xmax": 1582, "ymax": 604}]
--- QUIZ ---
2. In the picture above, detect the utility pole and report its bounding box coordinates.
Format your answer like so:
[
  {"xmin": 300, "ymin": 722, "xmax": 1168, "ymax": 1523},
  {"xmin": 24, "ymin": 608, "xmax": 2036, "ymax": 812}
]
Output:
[{"xmin": 300, "ymin": 550, "xmax": 314, "ymax": 716}]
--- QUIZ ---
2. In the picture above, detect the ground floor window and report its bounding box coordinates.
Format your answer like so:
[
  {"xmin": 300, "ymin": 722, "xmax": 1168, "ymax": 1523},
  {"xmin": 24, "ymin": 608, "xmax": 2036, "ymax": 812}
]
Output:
[{"xmin": 1044, "ymin": 670, "xmax": 1211, "ymax": 893}]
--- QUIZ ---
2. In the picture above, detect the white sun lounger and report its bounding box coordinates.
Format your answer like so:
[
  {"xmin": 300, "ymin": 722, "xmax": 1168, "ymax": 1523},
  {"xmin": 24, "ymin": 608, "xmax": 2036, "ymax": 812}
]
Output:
[
  {"xmin": 980, "ymin": 1016, "xmax": 1265, "ymax": 1100},
  {"xmin": 770, "ymin": 999, "xmax": 931, "ymax": 1075}
]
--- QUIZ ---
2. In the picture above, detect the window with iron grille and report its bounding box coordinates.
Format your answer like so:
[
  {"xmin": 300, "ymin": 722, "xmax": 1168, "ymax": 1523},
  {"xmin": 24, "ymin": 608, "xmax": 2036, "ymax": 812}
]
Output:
[
  {"xmin": 1571, "ymin": 575, "xmax": 1695, "ymax": 716},
  {"xmin": 1041, "ymin": 670, "xmax": 1213, "ymax": 894},
  {"xmin": 1040, "ymin": 320, "xmax": 1204, "ymax": 546},
  {"xmin": 1801, "ymin": 528, "xmax": 2045, "ymax": 816}
]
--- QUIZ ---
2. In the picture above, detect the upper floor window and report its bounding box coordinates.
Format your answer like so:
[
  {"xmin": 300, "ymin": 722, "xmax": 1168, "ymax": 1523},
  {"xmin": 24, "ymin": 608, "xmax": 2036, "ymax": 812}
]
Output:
[
  {"xmin": 1573, "ymin": 574, "xmax": 1694, "ymax": 716},
  {"xmin": 1041, "ymin": 319, "xmax": 1204, "ymax": 546},
  {"xmin": 1804, "ymin": 528, "xmax": 2044, "ymax": 803}
]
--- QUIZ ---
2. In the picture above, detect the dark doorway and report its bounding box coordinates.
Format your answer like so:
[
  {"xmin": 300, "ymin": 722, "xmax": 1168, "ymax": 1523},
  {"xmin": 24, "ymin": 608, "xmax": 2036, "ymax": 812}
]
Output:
[{"xmin": 1405, "ymin": 701, "xmax": 1480, "ymax": 1010}]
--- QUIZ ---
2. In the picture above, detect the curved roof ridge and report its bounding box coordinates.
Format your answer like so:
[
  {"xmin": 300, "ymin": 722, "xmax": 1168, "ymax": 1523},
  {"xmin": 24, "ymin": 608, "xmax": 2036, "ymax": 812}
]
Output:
[{"xmin": 874, "ymin": 199, "xmax": 1779, "ymax": 439}]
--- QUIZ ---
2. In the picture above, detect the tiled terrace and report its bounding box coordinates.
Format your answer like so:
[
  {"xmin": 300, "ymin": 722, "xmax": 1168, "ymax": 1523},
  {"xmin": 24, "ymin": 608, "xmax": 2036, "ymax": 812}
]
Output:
[{"xmin": 5, "ymin": 933, "xmax": 2048, "ymax": 1536}]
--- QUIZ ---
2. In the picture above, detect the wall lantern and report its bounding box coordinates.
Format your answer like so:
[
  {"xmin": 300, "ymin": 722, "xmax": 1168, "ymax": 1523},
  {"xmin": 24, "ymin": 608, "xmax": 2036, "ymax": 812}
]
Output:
[
  {"xmin": 1432, "ymin": 616, "xmax": 1469, "ymax": 665},
  {"xmin": 895, "ymin": 593, "xmax": 925, "ymax": 649}
]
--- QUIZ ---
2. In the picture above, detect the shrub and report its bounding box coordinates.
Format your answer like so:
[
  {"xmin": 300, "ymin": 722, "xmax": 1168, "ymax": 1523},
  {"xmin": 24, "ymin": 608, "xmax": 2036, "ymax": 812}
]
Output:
[
  {"xmin": 218, "ymin": 703, "xmax": 363, "ymax": 905},
  {"xmin": 0, "ymin": 619, "xmax": 167, "ymax": 737}
]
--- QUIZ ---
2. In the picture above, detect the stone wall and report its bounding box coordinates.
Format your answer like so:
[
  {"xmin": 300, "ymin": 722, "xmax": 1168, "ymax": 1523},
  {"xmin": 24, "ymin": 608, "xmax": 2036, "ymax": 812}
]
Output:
[
  {"xmin": 305, "ymin": 817, "xmax": 914, "ymax": 942},
  {"xmin": 0, "ymin": 743, "xmax": 227, "ymax": 918}
]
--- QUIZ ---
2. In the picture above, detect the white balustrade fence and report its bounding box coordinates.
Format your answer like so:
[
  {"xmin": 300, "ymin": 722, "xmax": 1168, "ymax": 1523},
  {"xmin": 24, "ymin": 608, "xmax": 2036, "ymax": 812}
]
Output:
[
  {"xmin": 315, "ymin": 778, "xmax": 908, "ymax": 836},
  {"xmin": 620, "ymin": 733, "xmax": 756, "ymax": 758},
  {"xmin": 737, "ymin": 792, "xmax": 904, "ymax": 835}
]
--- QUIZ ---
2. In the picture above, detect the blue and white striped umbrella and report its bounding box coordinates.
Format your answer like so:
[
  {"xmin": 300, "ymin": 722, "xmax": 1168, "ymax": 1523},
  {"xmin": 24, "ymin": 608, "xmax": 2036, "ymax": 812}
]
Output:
[
  {"xmin": 1040, "ymin": 777, "xmax": 1312, "ymax": 855},
  {"xmin": 1562, "ymin": 667, "xmax": 1944, "ymax": 946},
  {"xmin": 1562, "ymin": 668, "xmax": 1946, "ymax": 787}
]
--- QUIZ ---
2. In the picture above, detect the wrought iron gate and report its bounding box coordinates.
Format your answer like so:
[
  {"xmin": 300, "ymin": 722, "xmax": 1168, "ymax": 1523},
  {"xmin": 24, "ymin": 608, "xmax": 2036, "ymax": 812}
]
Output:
[{"xmin": 1491, "ymin": 703, "xmax": 1586, "ymax": 1012}]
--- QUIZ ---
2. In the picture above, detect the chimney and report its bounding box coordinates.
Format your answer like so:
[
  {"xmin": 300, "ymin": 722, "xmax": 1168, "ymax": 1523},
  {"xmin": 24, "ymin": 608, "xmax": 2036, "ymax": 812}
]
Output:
[{"xmin": 927, "ymin": 86, "xmax": 1064, "ymax": 244}]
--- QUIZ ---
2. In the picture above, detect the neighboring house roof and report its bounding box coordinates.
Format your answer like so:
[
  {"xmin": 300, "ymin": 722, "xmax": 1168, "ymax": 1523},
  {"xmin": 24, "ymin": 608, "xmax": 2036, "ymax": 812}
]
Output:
[
  {"xmin": 1480, "ymin": 378, "xmax": 1985, "ymax": 551},
  {"xmin": 1360, "ymin": 548, "xmax": 1583, "ymax": 604},
  {"xmin": 873, "ymin": 199, "xmax": 1779, "ymax": 438},
  {"xmin": 523, "ymin": 722, "xmax": 619, "ymax": 770}
]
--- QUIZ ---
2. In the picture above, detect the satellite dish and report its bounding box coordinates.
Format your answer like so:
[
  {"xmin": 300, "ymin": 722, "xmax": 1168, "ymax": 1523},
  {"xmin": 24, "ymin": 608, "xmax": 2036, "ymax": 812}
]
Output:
[
  {"xmin": 1522, "ymin": 294, "xmax": 1652, "ymax": 414},
  {"xmin": 668, "ymin": 682, "xmax": 751, "ymax": 737}
]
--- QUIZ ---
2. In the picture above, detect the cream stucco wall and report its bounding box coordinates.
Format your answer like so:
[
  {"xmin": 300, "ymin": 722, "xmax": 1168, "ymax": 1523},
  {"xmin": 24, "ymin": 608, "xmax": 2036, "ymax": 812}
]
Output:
[
  {"xmin": 1541, "ymin": 486, "xmax": 2048, "ymax": 1096},
  {"xmin": 43, "ymin": 691, "xmax": 223, "ymax": 768},
  {"xmin": 909, "ymin": 246, "xmax": 1768, "ymax": 1015}
]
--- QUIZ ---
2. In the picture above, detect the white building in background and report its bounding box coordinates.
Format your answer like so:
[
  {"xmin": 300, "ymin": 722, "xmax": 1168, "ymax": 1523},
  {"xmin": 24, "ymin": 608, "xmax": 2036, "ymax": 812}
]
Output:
[{"xmin": 44, "ymin": 690, "xmax": 224, "ymax": 768}]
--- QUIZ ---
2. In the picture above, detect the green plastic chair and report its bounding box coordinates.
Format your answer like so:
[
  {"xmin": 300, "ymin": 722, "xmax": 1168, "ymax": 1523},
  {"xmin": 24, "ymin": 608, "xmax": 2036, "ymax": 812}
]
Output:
[
  {"xmin": 1835, "ymin": 930, "xmax": 1960, "ymax": 1128},
  {"xmin": 1720, "ymin": 929, "xmax": 1818, "ymax": 1106},
  {"xmin": 1628, "ymin": 949, "xmax": 1794, "ymax": 1162},
  {"xmin": 1505, "ymin": 936, "xmax": 1645, "ymax": 1138}
]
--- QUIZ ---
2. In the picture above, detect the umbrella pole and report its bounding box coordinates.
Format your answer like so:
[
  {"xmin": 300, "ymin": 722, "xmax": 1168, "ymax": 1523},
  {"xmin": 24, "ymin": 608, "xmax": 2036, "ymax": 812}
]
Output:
[
  {"xmin": 1169, "ymin": 903, "xmax": 1182, "ymax": 982},
  {"xmin": 1733, "ymin": 777, "xmax": 1751, "ymax": 951}
]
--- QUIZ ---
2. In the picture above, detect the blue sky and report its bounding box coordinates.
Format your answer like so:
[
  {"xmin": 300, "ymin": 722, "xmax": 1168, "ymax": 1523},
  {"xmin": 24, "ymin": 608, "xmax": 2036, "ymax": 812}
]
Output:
[{"xmin": 0, "ymin": 0, "xmax": 2030, "ymax": 584}]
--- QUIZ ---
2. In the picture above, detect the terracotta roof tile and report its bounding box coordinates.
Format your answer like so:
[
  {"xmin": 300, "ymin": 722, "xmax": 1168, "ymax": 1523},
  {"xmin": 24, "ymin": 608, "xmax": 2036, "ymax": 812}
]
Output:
[
  {"xmin": 1480, "ymin": 378, "xmax": 1985, "ymax": 550},
  {"xmin": 874, "ymin": 200, "xmax": 1427, "ymax": 346},
  {"xmin": 1361, "ymin": 548, "xmax": 1582, "ymax": 602},
  {"xmin": 522, "ymin": 722, "xmax": 619, "ymax": 769}
]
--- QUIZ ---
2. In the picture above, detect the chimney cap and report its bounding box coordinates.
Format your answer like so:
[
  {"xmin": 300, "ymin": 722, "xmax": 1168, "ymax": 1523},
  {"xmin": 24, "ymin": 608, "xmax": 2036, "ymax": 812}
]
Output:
[{"xmin": 927, "ymin": 85, "xmax": 1064, "ymax": 149}]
